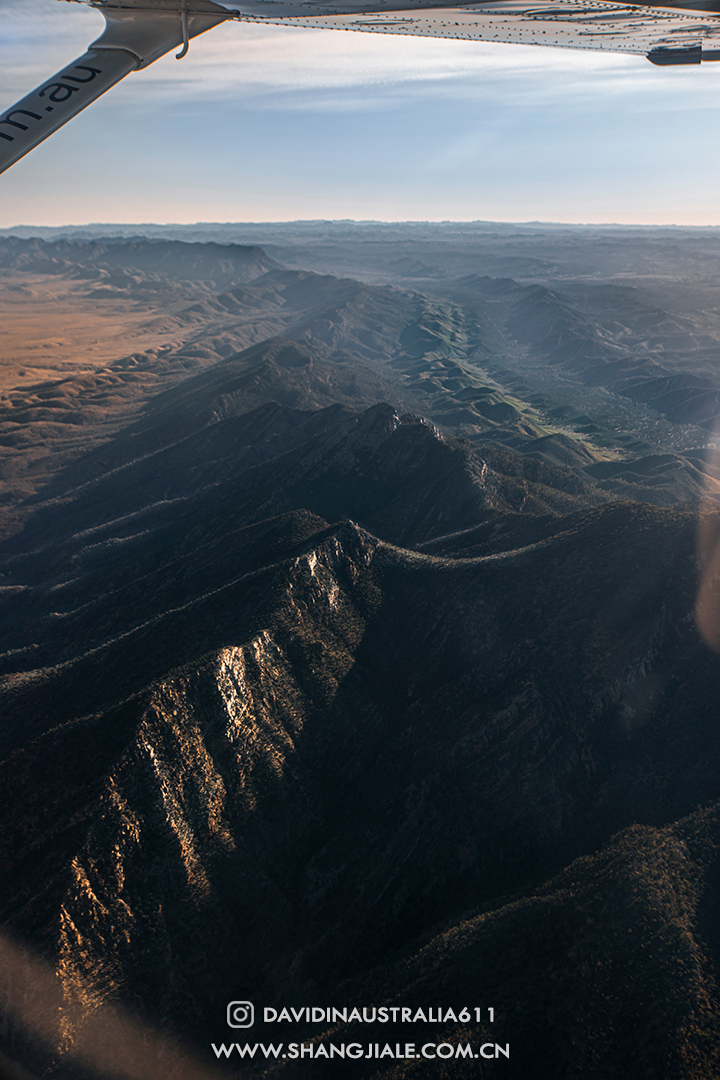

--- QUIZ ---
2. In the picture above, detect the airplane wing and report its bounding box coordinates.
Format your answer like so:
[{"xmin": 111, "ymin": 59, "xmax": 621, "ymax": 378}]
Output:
[
  {"xmin": 0, "ymin": 1, "xmax": 231, "ymax": 176},
  {"xmin": 243, "ymin": 0, "xmax": 720, "ymax": 62},
  {"xmin": 2, "ymin": 0, "xmax": 720, "ymax": 177}
]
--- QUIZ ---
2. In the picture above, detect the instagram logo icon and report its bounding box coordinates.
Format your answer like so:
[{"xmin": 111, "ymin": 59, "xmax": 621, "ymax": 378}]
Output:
[{"xmin": 227, "ymin": 1001, "xmax": 254, "ymax": 1028}]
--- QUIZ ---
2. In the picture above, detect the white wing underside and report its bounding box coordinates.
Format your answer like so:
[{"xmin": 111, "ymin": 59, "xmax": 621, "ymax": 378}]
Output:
[{"xmin": 246, "ymin": 0, "xmax": 720, "ymax": 57}]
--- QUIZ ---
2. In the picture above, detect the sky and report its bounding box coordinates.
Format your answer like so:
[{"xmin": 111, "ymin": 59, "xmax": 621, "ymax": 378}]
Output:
[{"xmin": 2, "ymin": 0, "xmax": 720, "ymax": 225}]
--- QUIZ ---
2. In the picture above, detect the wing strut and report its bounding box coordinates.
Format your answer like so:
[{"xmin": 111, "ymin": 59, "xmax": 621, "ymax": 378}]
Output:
[
  {"xmin": 177, "ymin": 3, "xmax": 191, "ymax": 57},
  {"xmin": 0, "ymin": 4, "xmax": 230, "ymax": 176}
]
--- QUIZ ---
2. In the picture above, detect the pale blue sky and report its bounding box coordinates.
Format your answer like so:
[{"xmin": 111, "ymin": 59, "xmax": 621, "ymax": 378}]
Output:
[{"xmin": 2, "ymin": 0, "xmax": 720, "ymax": 225}]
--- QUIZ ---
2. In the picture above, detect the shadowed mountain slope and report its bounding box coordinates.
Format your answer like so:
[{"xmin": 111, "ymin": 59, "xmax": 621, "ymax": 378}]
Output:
[
  {"xmin": 265, "ymin": 805, "xmax": 720, "ymax": 1080},
  {"xmin": 1, "ymin": 386, "xmax": 720, "ymax": 1079},
  {"xmin": 0, "ymin": 400, "xmax": 607, "ymax": 695}
]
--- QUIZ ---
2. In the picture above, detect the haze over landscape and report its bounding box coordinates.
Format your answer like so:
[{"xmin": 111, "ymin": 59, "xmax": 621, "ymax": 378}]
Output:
[{"xmin": 0, "ymin": 220, "xmax": 719, "ymax": 1078}]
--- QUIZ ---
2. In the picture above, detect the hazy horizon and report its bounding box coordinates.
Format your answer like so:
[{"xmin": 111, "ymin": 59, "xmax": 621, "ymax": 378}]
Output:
[{"xmin": 3, "ymin": 218, "xmax": 720, "ymax": 232}]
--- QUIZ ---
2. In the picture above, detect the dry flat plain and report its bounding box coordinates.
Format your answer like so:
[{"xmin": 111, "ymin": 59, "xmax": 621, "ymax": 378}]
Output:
[{"xmin": 0, "ymin": 273, "xmax": 186, "ymax": 388}]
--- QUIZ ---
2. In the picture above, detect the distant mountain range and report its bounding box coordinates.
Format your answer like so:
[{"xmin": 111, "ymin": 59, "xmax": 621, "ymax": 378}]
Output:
[{"xmin": 0, "ymin": 229, "xmax": 719, "ymax": 1080}]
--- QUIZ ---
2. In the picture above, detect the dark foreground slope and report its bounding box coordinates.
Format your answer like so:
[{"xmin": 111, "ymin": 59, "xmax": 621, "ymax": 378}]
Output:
[
  {"xmin": 0, "ymin": 381, "xmax": 719, "ymax": 1080},
  {"xmin": 275, "ymin": 805, "xmax": 720, "ymax": 1080}
]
